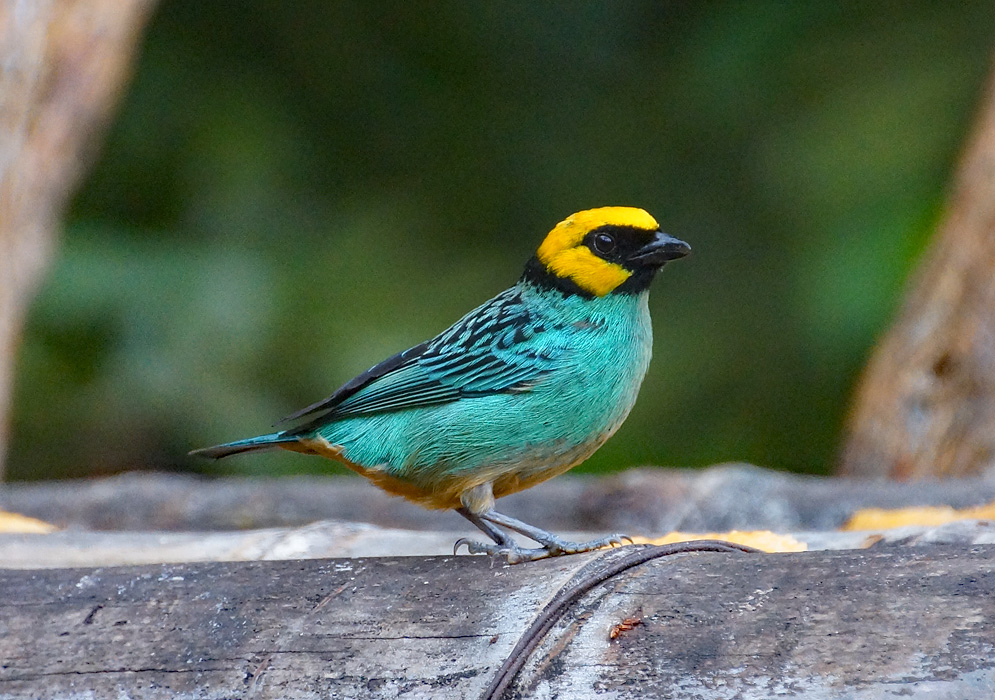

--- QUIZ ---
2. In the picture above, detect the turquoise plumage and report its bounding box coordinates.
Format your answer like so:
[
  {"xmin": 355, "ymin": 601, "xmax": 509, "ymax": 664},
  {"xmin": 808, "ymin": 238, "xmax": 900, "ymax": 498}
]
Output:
[{"xmin": 191, "ymin": 207, "xmax": 690, "ymax": 562}]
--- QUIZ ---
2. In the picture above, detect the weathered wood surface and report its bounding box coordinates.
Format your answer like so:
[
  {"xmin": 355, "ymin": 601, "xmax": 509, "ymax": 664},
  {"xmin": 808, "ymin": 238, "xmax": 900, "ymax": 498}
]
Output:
[
  {"xmin": 1, "ymin": 544, "xmax": 993, "ymax": 699},
  {"xmin": 5, "ymin": 466, "xmax": 995, "ymax": 533},
  {"xmin": 2, "ymin": 516, "xmax": 995, "ymax": 569},
  {"xmin": 0, "ymin": 520, "xmax": 465, "ymax": 568}
]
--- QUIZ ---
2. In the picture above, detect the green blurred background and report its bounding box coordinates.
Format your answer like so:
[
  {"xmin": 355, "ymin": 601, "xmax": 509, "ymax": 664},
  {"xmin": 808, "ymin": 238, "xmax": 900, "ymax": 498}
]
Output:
[{"xmin": 7, "ymin": 1, "xmax": 995, "ymax": 481}]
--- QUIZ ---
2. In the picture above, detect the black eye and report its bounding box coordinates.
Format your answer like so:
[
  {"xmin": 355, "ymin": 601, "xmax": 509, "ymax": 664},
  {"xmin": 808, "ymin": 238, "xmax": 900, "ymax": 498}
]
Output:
[{"xmin": 592, "ymin": 233, "xmax": 616, "ymax": 255}]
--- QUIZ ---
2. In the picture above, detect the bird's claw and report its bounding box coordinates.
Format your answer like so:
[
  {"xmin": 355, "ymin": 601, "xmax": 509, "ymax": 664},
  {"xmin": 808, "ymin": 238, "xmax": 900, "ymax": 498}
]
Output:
[
  {"xmin": 453, "ymin": 537, "xmax": 480, "ymax": 556},
  {"xmin": 536, "ymin": 533, "xmax": 631, "ymax": 555},
  {"xmin": 453, "ymin": 533, "xmax": 632, "ymax": 564},
  {"xmin": 454, "ymin": 538, "xmax": 544, "ymax": 563}
]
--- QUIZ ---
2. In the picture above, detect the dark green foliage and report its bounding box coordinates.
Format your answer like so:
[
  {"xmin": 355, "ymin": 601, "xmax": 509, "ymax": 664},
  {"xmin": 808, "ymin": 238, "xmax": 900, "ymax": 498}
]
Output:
[{"xmin": 9, "ymin": 1, "xmax": 995, "ymax": 479}]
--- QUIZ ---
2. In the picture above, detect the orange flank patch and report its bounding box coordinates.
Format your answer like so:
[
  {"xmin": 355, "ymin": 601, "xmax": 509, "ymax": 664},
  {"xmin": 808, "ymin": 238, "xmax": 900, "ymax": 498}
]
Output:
[
  {"xmin": 0, "ymin": 510, "xmax": 57, "ymax": 533},
  {"xmin": 841, "ymin": 500, "xmax": 995, "ymax": 531},
  {"xmin": 286, "ymin": 436, "xmax": 469, "ymax": 510},
  {"xmin": 631, "ymin": 530, "xmax": 807, "ymax": 553},
  {"xmin": 285, "ymin": 435, "xmax": 584, "ymax": 511}
]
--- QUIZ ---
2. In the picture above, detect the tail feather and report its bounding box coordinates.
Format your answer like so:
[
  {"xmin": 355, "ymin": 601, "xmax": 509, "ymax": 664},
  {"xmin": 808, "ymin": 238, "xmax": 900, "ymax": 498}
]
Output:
[{"xmin": 189, "ymin": 432, "xmax": 296, "ymax": 459}]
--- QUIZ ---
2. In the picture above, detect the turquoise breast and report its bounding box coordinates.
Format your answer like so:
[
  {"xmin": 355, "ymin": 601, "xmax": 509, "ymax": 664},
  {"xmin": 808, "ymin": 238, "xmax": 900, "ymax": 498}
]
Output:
[{"xmin": 313, "ymin": 285, "xmax": 653, "ymax": 496}]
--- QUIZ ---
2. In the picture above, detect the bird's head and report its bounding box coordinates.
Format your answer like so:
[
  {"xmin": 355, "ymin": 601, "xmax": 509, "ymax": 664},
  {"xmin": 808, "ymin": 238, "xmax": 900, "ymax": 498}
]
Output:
[{"xmin": 525, "ymin": 207, "xmax": 690, "ymax": 297}]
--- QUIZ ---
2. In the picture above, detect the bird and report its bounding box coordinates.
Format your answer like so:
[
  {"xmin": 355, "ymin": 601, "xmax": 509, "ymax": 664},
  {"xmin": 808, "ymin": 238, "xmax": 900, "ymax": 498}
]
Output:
[{"xmin": 190, "ymin": 206, "xmax": 690, "ymax": 563}]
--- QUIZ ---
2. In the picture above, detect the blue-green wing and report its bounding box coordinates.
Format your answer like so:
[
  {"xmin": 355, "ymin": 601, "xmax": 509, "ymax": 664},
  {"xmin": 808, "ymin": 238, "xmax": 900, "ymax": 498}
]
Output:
[{"xmin": 289, "ymin": 288, "xmax": 563, "ymax": 426}]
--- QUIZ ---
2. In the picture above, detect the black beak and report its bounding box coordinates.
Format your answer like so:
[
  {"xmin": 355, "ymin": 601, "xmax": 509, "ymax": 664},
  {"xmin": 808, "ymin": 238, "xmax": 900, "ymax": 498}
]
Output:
[{"xmin": 628, "ymin": 231, "xmax": 691, "ymax": 267}]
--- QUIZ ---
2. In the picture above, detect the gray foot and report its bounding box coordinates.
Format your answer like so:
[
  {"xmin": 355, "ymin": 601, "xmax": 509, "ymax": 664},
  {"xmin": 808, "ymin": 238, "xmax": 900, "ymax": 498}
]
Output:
[
  {"xmin": 536, "ymin": 533, "xmax": 632, "ymax": 556},
  {"xmin": 454, "ymin": 533, "xmax": 631, "ymax": 564}
]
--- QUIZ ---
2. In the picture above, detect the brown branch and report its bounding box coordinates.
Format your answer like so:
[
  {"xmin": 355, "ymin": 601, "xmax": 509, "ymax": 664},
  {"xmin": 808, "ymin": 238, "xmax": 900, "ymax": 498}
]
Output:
[
  {"xmin": 840, "ymin": 59, "xmax": 995, "ymax": 479},
  {"xmin": 0, "ymin": 0, "xmax": 156, "ymax": 479}
]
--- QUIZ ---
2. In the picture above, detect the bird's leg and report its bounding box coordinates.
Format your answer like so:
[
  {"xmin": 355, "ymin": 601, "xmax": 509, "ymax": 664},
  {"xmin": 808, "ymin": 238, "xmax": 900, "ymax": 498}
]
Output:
[
  {"xmin": 452, "ymin": 483, "xmax": 556, "ymax": 563},
  {"xmin": 454, "ymin": 507, "xmax": 558, "ymax": 563},
  {"xmin": 455, "ymin": 507, "xmax": 514, "ymax": 547},
  {"xmin": 452, "ymin": 483, "xmax": 630, "ymax": 563},
  {"xmin": 481, "ymin": 509, "xmax": 630, "ymax": 557}
]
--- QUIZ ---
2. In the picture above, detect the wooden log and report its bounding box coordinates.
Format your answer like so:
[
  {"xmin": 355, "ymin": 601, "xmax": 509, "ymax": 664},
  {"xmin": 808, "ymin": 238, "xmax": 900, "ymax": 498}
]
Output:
[{"xmin": 1, "ymin": 544, "xmax": 993, "ymax": 698}]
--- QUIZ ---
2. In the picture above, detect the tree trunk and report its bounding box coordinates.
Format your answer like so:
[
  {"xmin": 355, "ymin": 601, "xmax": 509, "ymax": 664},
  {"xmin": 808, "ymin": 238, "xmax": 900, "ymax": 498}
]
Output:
[
  {"xmin": 840, "ymin": 62, "xmax": 995, "ymax": 479},
  {"xmin": 0, "ymin": 0, "xmax": 155, "ymax": 479}
]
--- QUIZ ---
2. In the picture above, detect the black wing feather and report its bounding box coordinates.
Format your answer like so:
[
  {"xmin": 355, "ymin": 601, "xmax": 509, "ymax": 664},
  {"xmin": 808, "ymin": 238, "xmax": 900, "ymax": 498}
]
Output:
[
  {"xmin": 277, "ymin": 341, "xmax": 429, "ymax": 423},
  {"xmin": 283, "ymin": 288, "xmax": 565, "ymax": 428}
]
